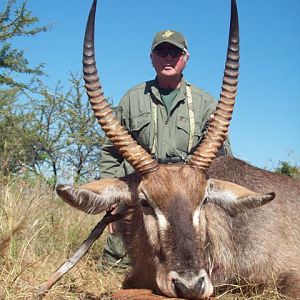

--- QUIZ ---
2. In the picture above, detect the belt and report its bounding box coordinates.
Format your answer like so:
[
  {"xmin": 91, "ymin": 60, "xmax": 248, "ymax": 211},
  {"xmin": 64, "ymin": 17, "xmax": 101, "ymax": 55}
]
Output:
[{"xmin": 157, "ymin": 157, "xmax": 185, "ymax": 164}]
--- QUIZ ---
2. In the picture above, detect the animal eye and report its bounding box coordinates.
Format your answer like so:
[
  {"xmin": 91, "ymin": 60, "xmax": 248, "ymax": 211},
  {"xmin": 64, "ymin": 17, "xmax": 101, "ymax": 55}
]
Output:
[
  {"xmin": 202, "ymin": 197, "xmax": 208, "ymax": 206},
  {"xmin": 141, "ymin": 199, "xmax": 151, "ymax": 208}
]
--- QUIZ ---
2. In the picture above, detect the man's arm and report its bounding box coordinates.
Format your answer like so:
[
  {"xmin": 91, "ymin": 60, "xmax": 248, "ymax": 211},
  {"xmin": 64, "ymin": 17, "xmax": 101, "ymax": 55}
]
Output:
[
  {"xmin": 100, "ymin": 138, "xmax": 127, "ymax": 178},
  {"xmin": 100, "ymin": 98, "xmax": 129, "ymax": 179}
]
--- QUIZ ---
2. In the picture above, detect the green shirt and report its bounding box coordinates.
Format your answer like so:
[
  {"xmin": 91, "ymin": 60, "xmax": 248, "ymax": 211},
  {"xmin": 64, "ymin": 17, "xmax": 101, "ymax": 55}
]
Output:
[
  {"xmin": 100, "ymin": 77, "xmax": 232, "ymax": 178},
  {"xmin": 160, "ymin": 88, "xmax": 179, "ymax": 114}
]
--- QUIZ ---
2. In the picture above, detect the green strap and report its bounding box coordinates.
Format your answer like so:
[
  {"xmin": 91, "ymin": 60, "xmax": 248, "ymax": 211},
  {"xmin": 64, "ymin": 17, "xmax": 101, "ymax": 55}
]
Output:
[{"xmin": 151, "ymin": 83, "xmax": 195, "ymax": 156}]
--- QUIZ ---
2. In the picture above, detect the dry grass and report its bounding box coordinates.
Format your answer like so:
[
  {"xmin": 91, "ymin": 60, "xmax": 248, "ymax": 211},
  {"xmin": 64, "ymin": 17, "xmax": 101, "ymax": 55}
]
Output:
[
  {"xmin": 0, "ymin": 178, "xmax": 290, "ymax": 300},
  {"xmin": 214, "ymin": 280, "xmax": 290, "ymax": 300},
  {"xmin": 0, "ymin": 178, "xmax": 123, "ymax": 300}
]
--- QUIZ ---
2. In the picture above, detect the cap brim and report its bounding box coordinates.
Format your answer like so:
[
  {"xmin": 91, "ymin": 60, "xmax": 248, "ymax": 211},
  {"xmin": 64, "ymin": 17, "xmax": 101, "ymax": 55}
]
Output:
[{"xmin": 152, "ymin": 40, "xmax": 186, "ymax": 51}]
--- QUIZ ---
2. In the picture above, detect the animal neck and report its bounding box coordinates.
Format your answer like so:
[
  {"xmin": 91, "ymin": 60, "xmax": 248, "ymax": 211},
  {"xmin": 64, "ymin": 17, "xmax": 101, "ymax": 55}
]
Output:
[{"xmin": 204, "ymin": 204, "xmax": 235, "ymax": 282}]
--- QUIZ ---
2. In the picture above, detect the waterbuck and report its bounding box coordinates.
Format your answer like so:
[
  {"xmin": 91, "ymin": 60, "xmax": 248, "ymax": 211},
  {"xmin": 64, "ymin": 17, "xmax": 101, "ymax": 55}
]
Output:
[{"xmin": 56, "ymin": 0, "xmax": 300, "ymax": 299}]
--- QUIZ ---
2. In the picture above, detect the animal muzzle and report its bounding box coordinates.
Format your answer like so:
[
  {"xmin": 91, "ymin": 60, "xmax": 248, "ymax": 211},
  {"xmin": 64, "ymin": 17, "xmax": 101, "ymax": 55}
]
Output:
[
  {"xmin": 162, "ymin": 270, "xmax": 214, "ymax": 299},
  {"xmin": 173, "ymin": 277, "xmax": 206, "ymax": 299}
]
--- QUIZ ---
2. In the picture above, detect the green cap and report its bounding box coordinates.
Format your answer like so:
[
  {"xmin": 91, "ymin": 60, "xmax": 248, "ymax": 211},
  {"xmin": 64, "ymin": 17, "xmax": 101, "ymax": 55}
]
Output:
[{"xmin": 151, "ymin": 30, "xmax": 188, "ymax": 51}]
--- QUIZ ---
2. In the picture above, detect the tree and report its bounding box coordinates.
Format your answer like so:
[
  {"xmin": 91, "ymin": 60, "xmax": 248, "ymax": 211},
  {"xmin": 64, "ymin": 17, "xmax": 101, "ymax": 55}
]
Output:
[
  {"xmin": 24, "ymin": 81, "xmax": 67, "ymax": 187},
  {"xmin": 275, "ymin": 161, "xmax": 300, "ymax": 180},
  {"xmin": 62, "ymin": 74, "xmax": 104, "ymax": 184},
  {"xmin": 0, "ymin": 0, "xmax": 49, "ymax": 90},
  {"xmin": 0, "ymin": 88, "xmax": 39, "ymax": 176},
  {"xmin": 0, "ymin": 2, "xmax": 104, "ymax": 186},
  {"xmin": 18, "ymin": 76, "xmax": 104, "ymax": 187},
  {"xmin": 0, "ymin": 0, "xmax": 51, "ymax": 181},
  {"xmin": 27, "ymin": 76, "xmax": 104, "ymax": 186}
]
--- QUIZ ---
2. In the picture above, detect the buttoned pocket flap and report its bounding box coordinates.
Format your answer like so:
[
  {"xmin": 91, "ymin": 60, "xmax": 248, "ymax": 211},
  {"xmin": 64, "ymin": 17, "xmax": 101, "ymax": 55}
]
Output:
[{"xmin": 130, "ymin": 113, "xmax": 151, "ymax": 131}]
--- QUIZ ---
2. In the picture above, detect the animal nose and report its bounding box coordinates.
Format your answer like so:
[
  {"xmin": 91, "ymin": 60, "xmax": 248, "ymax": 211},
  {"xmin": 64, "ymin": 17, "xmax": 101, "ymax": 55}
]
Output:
[{"xmin": 173, "ymin": 277, "xmax": 205, "ymax": 299}]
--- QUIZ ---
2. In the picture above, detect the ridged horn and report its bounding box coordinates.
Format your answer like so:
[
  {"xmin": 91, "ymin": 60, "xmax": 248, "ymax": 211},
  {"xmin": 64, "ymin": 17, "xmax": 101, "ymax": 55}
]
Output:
[
  {"xmin": 189, "ymin": 0, "xmax": 240, "ymax": 172},
  {"xmin": 82, "ymin": 0, "xmax": 158, "ymax": 175}
]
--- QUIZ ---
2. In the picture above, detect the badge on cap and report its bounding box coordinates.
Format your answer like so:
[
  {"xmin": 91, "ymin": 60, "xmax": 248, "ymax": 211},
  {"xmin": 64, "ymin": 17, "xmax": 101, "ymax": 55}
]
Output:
[{"xmin": 162, "ymin": 30, "xmax": 174, "ymax": 39}]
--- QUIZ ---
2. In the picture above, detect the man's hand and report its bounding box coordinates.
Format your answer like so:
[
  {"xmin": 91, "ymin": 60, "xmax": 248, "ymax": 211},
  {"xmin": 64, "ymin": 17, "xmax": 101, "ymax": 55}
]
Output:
[{"xmin": 107, "ymin": 204, "xmax": 118, "ymax": 234}]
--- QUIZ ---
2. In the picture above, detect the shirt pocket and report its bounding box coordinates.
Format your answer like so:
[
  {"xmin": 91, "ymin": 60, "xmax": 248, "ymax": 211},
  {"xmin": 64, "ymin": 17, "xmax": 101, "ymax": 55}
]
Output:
[
  {"xmin": 192, "ymin": 120, "xmax": 206, "ymax": 150},
  {"xmin": 175, "ymin": 114, "xmax": 190, "ymax": 152},
  {"xmin": 129, "ymin": 112, "xmax": 151, "ymax": 149}
]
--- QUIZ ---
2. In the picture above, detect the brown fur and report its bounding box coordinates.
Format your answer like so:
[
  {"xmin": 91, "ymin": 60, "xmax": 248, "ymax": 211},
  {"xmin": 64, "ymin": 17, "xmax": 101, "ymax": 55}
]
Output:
[{"xmin": 117, "ymin": 157, "xmax": 300, "ymax": 299}]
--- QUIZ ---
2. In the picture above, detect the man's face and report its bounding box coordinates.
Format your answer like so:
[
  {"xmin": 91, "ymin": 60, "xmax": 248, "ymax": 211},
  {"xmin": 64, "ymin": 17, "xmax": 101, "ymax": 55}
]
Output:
[{"xmin": 151, "ymin": 42, "xmax": 189, "ymax": 79}]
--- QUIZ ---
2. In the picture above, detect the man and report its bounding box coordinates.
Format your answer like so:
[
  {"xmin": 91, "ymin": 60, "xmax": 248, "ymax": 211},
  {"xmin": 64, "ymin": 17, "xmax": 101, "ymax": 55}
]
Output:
[{"xmin": 99, "ymin": 29, "xmax": 232, "ymax": 268}]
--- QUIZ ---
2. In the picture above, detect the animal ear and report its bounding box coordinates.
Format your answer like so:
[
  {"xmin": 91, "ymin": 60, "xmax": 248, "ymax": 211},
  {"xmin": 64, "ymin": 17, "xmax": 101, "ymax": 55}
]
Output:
[
  {"xmin": 206, "ymin": 179, "xmax": 275, "ymax": 216},
  {"xmin": 56, "ymin": 178, "xmax": 131, "ymax": 214}
]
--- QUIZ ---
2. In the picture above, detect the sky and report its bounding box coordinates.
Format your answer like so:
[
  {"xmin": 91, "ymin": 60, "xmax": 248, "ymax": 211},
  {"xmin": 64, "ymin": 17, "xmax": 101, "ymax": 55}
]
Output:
[{"xmin": 6, "ymin": 0, "xmax": 300, "ymax": 170}]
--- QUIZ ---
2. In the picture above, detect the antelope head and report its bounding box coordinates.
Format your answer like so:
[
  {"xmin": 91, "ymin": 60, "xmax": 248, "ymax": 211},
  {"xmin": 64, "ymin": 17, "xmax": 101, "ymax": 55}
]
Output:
[{"xmin": 57, "ymin": 1, "xmax": 275, "ymax": 299}]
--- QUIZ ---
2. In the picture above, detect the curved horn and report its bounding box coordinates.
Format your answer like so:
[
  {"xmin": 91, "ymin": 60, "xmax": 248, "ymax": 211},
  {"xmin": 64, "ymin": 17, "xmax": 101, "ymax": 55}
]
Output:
[
  {"xmin": 83, "ymin": 0, "xmax": 158, "ymax": 175},
  {"xmin": 189, "ymin": 0, "xmax": 240, "ymax": 171}
]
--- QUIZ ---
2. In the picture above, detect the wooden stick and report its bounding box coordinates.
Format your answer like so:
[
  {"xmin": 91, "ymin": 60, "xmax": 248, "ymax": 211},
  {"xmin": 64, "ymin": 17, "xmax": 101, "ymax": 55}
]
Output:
[{"xmin": 34, "ymin": 211, "xmax": 124, "ymax": 300}]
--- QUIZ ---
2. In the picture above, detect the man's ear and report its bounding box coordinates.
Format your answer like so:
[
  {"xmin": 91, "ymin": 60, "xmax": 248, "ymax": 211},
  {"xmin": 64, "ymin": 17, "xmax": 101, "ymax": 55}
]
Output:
[
  {"xmin": 150, "ymin": 52, "xmax": 154, "ymax": 66},
  {"xmin": 183, "ymin": 49, "xmax": 190, "ymax": 63}
]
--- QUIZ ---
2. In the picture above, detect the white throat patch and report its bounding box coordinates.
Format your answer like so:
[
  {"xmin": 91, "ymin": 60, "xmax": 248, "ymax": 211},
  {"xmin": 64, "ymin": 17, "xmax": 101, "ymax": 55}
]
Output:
[{"xmin": 155, "ymin": 208, "xmax": 169, "ymax": 231}]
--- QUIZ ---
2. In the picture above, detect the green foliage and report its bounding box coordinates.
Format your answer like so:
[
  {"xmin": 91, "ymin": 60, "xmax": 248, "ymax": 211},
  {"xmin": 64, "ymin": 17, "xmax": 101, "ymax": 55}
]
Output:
[
  {"xmin": 0, "ymin": 1, "xmax": 105, "ymax": 186},
  {"xmin": 62, "ymin": 74, "xmax": 104, "ymax": 184},
  {"xmin": 25, "ymin": 75, "xmax": 104, "ymax": 186},
  {"xmin": 0, "ymin": 88, "xmax": 38, "ymax": 177},
  {"xmin": 0, "ymin": 76, "xmax": 104, "ymax": 186},
  {"xmin": 0, "ymin": 0, "xmax": 50, "ymax": 89},
  {"xmin": 275, "ymin": 161, "xmax": 300, "ymax": 180}
]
